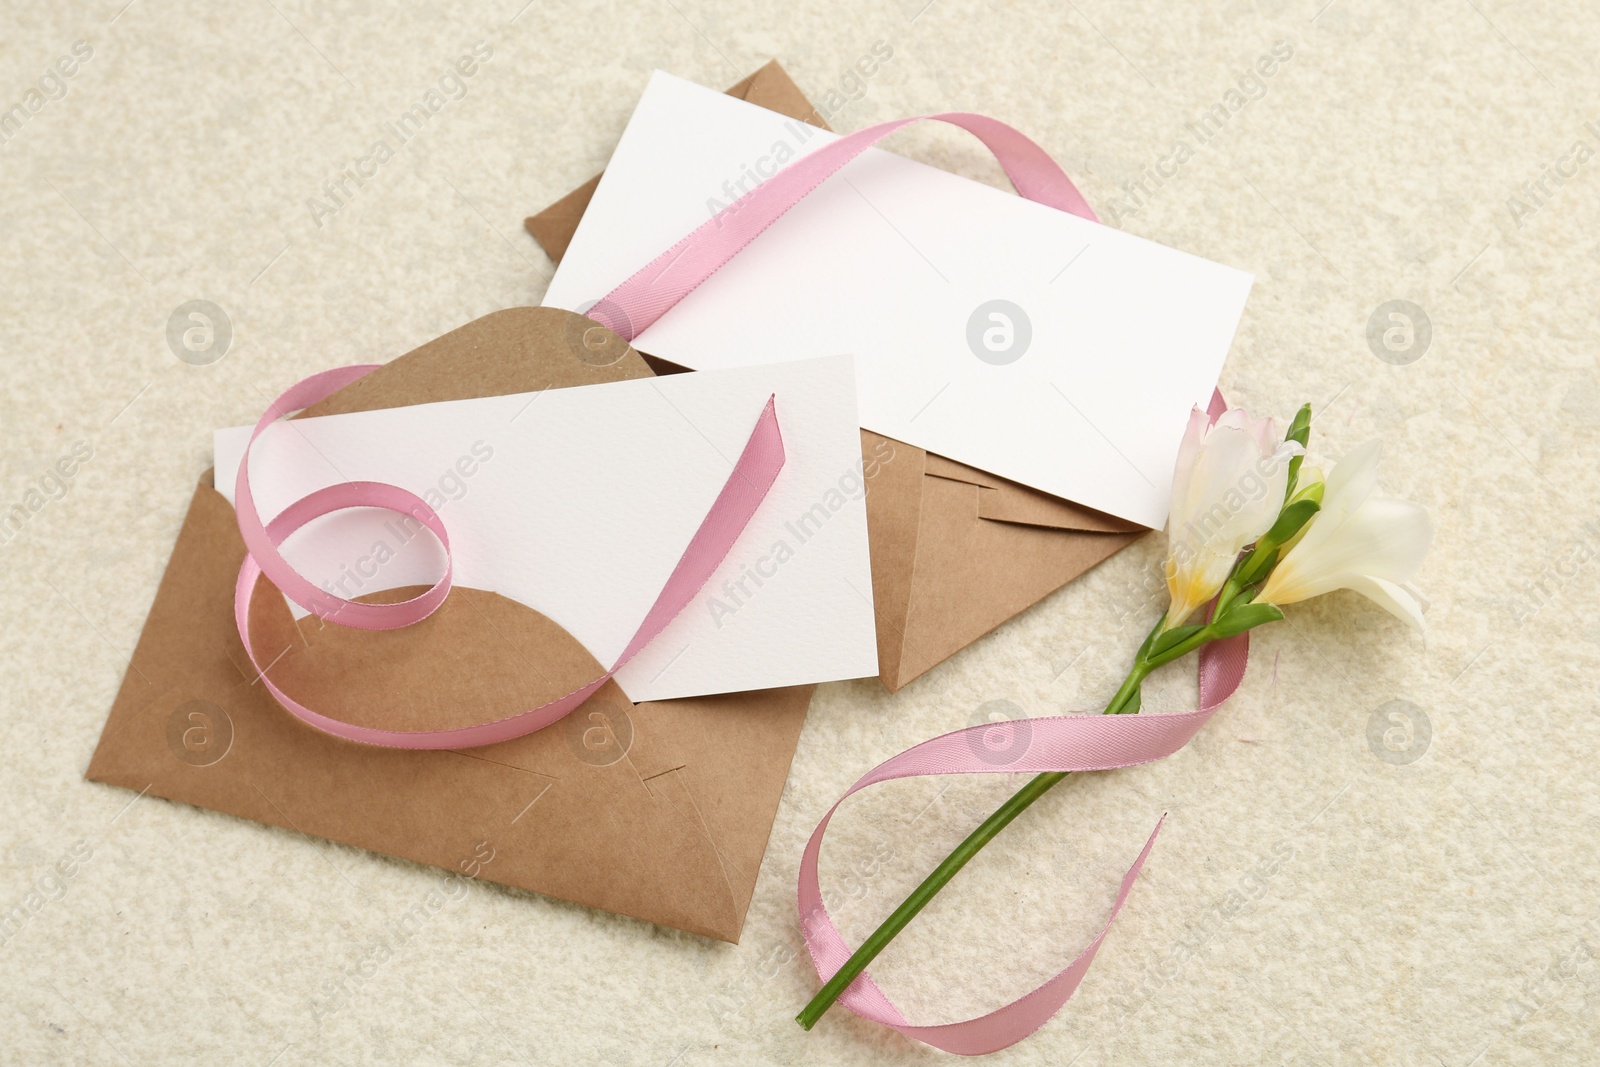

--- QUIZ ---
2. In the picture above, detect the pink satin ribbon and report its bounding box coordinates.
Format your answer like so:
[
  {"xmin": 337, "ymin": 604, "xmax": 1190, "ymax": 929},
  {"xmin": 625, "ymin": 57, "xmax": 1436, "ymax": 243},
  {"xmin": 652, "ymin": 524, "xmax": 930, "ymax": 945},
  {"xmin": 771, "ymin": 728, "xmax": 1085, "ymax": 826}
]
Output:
[
  {"xmin": 795, "ymin": 630, "xmax": 1248, "ymax": 1055},
  {"xmin": 591, "ymin": 112, "xmax": 1098, "ymax": 341},
  {"xmin": 232, "ymin": 369, "xmax": 786, "ymax": 749},
  {"xmin": 586, "ymin": 116, "xmax": 1250, "ymax": 1052}
]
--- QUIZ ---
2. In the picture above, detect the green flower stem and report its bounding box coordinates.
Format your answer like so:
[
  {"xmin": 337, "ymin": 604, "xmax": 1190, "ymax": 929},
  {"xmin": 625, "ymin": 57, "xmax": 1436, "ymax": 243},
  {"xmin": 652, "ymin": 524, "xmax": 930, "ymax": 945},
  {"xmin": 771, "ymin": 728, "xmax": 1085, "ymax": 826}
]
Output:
[
  {"xmin": 795, "ymin": 612, "xmax": 1239, "ymax": 1032},
  {"xmin": 1212, "ymin": 574, "xmax": 1245, "ymax": 620}
]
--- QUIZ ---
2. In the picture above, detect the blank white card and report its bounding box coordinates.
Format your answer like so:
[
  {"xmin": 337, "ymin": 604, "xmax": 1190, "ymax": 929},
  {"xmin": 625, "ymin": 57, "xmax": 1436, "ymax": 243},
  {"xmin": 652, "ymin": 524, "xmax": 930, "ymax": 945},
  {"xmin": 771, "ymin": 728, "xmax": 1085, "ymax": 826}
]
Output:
[{"xmin": 545, "ymin": 71, "xmax": 1254, "ymax": 528}]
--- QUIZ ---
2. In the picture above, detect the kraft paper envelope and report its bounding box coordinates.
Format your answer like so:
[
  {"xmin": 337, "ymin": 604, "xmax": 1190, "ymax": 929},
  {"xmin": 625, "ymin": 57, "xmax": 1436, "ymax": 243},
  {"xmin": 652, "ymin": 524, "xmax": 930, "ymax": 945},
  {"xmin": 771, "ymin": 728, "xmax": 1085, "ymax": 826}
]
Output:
[
  {"xmin": 86, "ymin": 306, "xmax": 814, "ymax": 942},
  {"xmin": 525, "ymin": 61, "xmax": 1146, "ymax": 691}
]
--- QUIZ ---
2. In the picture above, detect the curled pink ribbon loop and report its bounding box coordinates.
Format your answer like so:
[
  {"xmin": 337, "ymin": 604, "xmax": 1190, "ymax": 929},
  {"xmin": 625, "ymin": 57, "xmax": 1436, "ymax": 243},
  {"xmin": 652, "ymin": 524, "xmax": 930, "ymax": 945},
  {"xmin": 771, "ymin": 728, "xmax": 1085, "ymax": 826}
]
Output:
[
  {"xmin": 233, "ymin": 367, "xmax": 786, "ymax": 750},
  {"xmin": 234, "ymin": 364, "xmax": 455, "ymax": 631},
  {"xmin": 798, "ymin": 632, "xmax": 1249, "ymax": 1056}
]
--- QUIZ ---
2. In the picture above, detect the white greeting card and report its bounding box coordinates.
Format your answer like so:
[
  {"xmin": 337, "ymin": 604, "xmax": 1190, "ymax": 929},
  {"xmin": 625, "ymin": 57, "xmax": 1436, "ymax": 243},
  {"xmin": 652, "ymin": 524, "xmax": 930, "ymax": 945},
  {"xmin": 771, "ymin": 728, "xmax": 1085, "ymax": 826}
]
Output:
[
  {"xmin": 214, "ymin": 355, "xmax": 877, "ymax": 703},
  {"xmin": 544, "ymin": 71, "xmax": 1254, "ymax": 528}
]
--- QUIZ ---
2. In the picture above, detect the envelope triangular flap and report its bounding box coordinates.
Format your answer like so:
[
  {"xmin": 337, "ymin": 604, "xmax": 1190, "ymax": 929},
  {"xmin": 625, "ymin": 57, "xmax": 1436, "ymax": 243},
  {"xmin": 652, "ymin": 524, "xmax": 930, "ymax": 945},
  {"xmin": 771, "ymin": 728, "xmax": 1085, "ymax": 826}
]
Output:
[
  {"xmin": 888, "ymin": 473, "xmax": 1144, "ymax": 690},
  {"xmin": 921, "ymin": 453, "xmax": 1146, "ymax": 534}
]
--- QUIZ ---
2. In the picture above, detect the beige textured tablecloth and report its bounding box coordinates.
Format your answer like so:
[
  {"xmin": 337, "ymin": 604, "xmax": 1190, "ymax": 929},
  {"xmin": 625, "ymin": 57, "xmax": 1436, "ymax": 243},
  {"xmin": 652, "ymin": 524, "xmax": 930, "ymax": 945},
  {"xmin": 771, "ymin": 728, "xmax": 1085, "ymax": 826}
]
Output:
[{"xmin": 3, "ymin": 0, "xmax": 1596, "ymax": 1063}]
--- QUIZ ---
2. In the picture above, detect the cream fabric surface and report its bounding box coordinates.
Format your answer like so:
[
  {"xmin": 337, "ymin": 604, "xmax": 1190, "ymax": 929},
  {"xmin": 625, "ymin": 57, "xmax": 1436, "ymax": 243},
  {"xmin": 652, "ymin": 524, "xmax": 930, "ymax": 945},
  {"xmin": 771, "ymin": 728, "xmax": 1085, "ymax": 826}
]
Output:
[{"xmin": 3, "ymin": 0, "xmax": 1597, "ymax": 1063}]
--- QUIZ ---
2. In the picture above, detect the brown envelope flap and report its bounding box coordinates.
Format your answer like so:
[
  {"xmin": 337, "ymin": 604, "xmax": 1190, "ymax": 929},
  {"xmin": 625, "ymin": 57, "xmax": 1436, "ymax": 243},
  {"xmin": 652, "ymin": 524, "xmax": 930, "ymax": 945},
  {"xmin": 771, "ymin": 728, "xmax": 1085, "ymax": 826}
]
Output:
[
  {"xmin": 524, "ymin": 177, "xmax": 601, "ymax": 266},
  {"xmin": 727, "ymin": 58, "xmax": 830, "ymax": 127},
  {"xmin": 300, "ymin": 305, "xmax": 642, "ymax": 417},
  {"xmin": 859, "ymin": 430, "xmax": 926, "ymax": 696},
  {"xmin": 87, "ymin": 307, "xmax": 809, "ymax": 942},
  {"xmin": 922, "ymin": 453, "xmax": 1147, "ymax": 534},
  {"xmin": 246, "ymin": 583, "xmax": 605, "ymax": 735},
  {"xmin": 524, "ymin": 61, "xmax": 829, "ymax": 262},
  {"xmin": 883, "ymin": 474, "xmax": 1145, "ymax": 691}
]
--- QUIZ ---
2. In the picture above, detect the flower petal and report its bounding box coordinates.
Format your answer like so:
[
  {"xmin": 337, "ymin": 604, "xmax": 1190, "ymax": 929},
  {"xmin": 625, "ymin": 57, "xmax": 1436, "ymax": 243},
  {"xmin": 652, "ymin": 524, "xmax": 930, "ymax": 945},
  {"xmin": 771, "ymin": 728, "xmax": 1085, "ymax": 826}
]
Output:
[
  {"xmin": 1182, "ymin": 426, "xmax": 1283, "ymax": 546},
  {"xmin": 1343, "ymin": 575, "xmax": 1429, "ymax": 633},
  {"xmin": 1165, "ymin": 548, "xmax": 1236, "ymax": 629},
  {"xmin": 1212, "ymin": 407, "xmax": 1277, "ymax": 455},
  {"xmin": 1322, "ymin": 439, "xmax": 1382, "ymax": 519},
  {"xmin": 1279, "ymin": 496, "xmax": 1433, "ymax": 595},
  {"xmin": 1167, "ymin": 407, "xmax": 1211, "ymax": 532}
]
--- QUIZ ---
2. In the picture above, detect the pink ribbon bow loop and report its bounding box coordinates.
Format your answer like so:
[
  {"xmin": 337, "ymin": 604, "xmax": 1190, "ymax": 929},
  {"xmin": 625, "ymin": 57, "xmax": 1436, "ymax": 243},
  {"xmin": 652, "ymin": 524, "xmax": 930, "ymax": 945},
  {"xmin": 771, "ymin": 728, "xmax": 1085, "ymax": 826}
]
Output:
[
  {"xmin": 232, "ymin": 365, "xmax": 787, "ymax": 750},
  {"xmin": 798, "ymin": 631, "xmax": 1250, "ymax": 1055},
  {"xmin": 233, "ymin": 364, "xmax": 455, "ymax": 633}
]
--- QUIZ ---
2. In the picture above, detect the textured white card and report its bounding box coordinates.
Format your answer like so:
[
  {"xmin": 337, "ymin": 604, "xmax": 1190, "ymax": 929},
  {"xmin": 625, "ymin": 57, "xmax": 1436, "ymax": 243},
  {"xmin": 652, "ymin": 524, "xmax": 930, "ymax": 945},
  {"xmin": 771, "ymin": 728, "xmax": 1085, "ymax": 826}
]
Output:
[
  {"xmin": 214, "ymin": 355, "xmax": 877, "ymax": 703},
  {"xmin": 544, "ymin": 71, "xmax": 1254, "ymax": 528}
]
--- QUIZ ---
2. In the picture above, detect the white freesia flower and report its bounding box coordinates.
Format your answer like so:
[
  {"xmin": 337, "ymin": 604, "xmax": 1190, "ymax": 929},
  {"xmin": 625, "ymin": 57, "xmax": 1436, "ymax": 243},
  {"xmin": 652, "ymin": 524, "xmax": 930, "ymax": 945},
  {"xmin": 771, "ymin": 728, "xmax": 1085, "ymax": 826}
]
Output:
[
  {"xmin": 1163, "ymin": 407, "xmax": 1302, "ymax": 629},
  {"xmin": 1259, "ymin": 440, "xmax": 1432, "ymax": 631}
]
